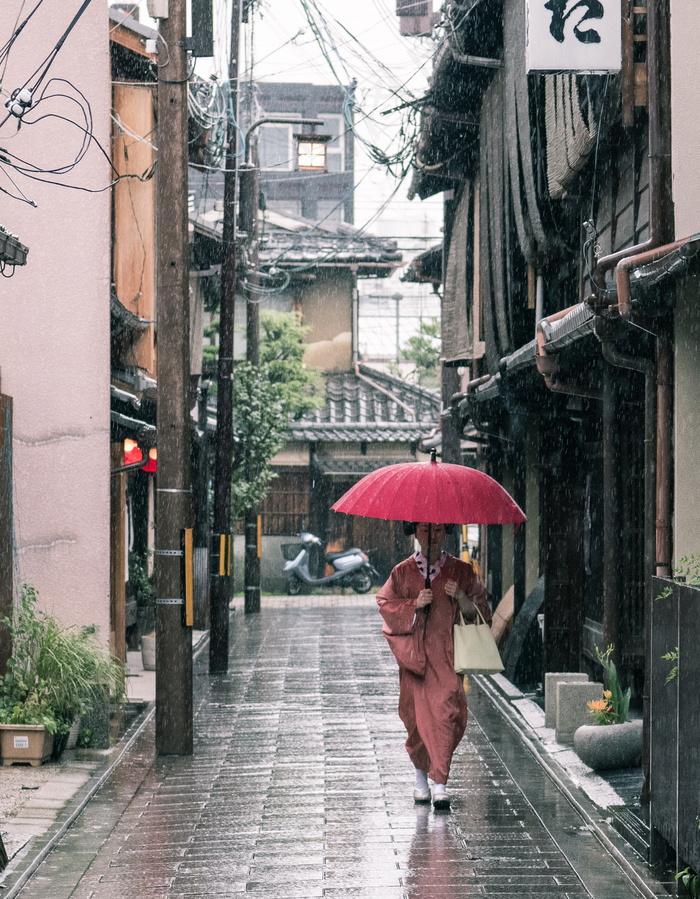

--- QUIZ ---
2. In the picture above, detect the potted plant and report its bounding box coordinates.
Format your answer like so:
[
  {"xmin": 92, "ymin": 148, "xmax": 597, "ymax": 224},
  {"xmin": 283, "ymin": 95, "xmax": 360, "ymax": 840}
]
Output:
[
  {"xmin": 573, "ymin": 645, "xmax": 643, "ymax": 770},
  {"xmin": 0, "ymin": 674, "xmax": 59, "ymax": 766},
  {"xmin": 0, "ymin": 585, "xmax": 126, "ymax": 760},
  {"xmin": 128, "ymin": 553, "xmax": 156, "ymax": 670}
]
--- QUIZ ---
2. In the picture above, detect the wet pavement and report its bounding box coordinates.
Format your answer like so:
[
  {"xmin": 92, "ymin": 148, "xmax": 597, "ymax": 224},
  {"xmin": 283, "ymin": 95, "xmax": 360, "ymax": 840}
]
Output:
[{"xmin": 1, "ymin": 599, "xmax": 673, "ymax": 898}]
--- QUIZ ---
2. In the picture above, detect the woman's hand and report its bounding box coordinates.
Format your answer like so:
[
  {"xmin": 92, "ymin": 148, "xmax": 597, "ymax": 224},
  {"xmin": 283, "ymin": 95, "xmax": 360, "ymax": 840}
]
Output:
[
  {"xmin": 445, "ymin": 580, "xmax": 477, "ymax": 620},
  {"xmin": 416, "ymin": 589, "xmax": 433, "ymax": 610}
]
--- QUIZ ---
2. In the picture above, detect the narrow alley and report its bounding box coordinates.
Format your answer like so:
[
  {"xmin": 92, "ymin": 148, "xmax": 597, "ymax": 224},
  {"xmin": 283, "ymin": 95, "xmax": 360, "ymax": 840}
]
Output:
[{"xmin": 4, "ymin": 600, "xmax": 671, "ymax": 899}]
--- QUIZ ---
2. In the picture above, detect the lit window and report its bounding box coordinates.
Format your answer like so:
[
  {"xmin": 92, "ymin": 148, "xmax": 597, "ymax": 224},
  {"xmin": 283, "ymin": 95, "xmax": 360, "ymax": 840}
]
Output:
[{"xmin": 295, "ymin": 134, "xmax": 331, "ymax": 171}]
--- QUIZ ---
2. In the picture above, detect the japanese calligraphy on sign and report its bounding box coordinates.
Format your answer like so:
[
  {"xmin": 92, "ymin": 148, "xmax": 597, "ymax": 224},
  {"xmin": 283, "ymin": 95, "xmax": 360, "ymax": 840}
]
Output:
[{"xmin": 526, "ymin": 0, "xmax": 621, "ymax": 71}]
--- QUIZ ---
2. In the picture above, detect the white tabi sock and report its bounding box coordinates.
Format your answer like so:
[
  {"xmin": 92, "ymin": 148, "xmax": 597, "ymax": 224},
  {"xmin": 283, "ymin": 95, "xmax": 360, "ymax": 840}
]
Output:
[{"xmin": 415, "ymin": 769, "xmax": 429, "ymax": 791}]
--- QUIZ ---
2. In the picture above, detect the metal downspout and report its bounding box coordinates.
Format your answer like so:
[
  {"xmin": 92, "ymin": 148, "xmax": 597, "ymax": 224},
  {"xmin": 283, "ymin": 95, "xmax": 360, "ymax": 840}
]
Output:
[{"xmin": 588, "ymin": 0, "xmax": 674, "ymax": 307}]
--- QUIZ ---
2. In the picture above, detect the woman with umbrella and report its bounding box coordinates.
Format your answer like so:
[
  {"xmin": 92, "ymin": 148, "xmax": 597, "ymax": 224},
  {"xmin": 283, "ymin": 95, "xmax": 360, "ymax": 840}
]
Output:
[
  {"xmin": 376, "ymin": 521, "xmax": 490, "ymax": 810},
  {"xmin": 331, "ymin": 452, "xmax": 525, "ymax": 810}
]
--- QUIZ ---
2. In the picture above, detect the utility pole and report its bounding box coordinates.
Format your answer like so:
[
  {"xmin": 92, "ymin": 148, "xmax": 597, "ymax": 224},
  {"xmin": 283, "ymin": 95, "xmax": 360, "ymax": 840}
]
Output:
[
  {"xmin": 209, "ymin": 0, "xmax": 242, "ymax": 673},
  {"xmin": 239, "ymin": 150, "xmax": 261, "ymax": 614},
  {"xmin": 155, "ymin": 0, "xmax": 193, "ymax": 754}
]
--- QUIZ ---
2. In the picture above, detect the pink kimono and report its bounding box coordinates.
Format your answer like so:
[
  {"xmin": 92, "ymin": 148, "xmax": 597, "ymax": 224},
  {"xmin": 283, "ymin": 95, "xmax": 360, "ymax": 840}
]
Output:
[{"xmin": 377, "ymin": 554, "xmax": 490, "ymax": 784}]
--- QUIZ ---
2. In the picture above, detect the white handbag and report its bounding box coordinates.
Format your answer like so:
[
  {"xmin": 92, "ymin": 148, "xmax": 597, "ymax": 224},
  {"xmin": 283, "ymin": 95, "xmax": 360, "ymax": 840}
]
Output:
[{"xmin": 453, "ymin": 606, "xmax": 504, "ymax": 675}]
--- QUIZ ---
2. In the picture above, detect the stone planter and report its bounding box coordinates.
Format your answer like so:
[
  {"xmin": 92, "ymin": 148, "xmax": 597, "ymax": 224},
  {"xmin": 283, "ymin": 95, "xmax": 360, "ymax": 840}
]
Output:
[
  {"xmin": 141, "ymin": 633, "xmax": 156, "ymax": 671},
  {"xmin": 573, "ymin": 720, "xmax": 643, "ymax": 771},
  {"xmin": 0, "ymin": 724, "xmax": 54, "ymax": 767}
]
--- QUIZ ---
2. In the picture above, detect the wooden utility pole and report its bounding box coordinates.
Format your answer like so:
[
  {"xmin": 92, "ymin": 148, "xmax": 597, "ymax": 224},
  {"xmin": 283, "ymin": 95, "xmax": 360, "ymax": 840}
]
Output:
[
  {"xmin": 209, "ymin": 0, "xmax": 242, "ymax": 673},
  {"xmin": 155, "ymin": 0, "xmax": 193, "ymax": 754},
  {"xmin": 240, "ymin": 152, "xmax": 261, "ymax": 614}
]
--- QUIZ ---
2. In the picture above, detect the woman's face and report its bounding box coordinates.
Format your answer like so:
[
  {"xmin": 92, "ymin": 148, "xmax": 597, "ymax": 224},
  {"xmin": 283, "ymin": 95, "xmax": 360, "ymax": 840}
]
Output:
[{"xmin": 415, "ymin": 522, "xmax": 446, "ymax": 560}]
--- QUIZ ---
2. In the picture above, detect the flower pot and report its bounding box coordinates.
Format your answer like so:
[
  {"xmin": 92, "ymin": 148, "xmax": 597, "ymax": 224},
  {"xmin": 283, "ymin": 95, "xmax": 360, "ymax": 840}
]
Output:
[
  {"xmin": 0, "ymin": 724, "xmax": 54, "ymax": 767},
  {"xmin": 573, "ymin": 719, "xmax": 643, "ymax": 771},
  {"xmin": 141, "ymin": 633, "xmax": 156, "ymax": 671}
]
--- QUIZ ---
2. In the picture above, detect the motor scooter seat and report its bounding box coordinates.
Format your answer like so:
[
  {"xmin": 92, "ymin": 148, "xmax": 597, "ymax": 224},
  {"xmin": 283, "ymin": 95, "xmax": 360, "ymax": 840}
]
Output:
[{"xmin": 326, "ymin": 548, "xmax": 363, "ymax": 561}]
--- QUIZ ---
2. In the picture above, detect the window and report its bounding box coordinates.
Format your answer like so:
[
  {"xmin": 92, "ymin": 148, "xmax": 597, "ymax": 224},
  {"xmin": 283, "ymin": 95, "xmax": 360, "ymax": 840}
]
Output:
[
  {"xmin": 296, "ymin": 138, "xmax": 329, "ymax": 171},
  {"xmin": 318, "ymin": 114, "xmax": 345, "ymax": 173},
  {"xmin": 258, "ymin": 119, "xmax": 299, "ymax": 171}
]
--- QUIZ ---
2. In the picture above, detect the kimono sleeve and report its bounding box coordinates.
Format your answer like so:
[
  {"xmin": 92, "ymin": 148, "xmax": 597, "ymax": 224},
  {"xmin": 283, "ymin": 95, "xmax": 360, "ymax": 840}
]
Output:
[
  {"xmin": 376, "ymin": 566, "xmax": 417, "ymax": 636},
  {"xmin": 457, "ymin": 562, "xmax": 492, "ymax": 626},
  {"xmin": 376, "ymin": 564, "xmax": 426, "ymax": 677}
]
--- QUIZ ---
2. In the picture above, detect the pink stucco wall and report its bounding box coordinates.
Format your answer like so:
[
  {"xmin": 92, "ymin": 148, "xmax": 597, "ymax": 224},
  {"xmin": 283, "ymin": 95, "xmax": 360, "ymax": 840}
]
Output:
[{"xmin": 0, "ymin": 2, "xmax": 111, "ymax": 635}]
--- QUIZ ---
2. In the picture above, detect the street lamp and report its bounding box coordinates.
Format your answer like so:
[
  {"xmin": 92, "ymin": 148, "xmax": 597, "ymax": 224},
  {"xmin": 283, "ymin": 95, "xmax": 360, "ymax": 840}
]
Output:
[
  {"xmin": 238, "ymin": 116, "xmax": 325, "ymax": 614},
  {"xmin": 295, "ymin": 132, "xmax": 331, "ymax": 171}
]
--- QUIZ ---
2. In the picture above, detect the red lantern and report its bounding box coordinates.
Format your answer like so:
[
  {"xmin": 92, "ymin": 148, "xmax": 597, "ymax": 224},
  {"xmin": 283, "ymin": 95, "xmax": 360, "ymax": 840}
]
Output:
[
  {"xmin": 123, "ymin": 438, "xmax": 143, "ymax": 466},
  {"xmin": 143, "ymin": 447, "xmax": 158, "ymax": 473}
]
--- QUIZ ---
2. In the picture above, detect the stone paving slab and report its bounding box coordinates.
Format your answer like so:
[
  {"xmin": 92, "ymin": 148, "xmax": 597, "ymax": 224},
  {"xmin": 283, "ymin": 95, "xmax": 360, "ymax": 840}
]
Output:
[{"xmin": 1, "ymin": 603, "xmax": 675, "ymax": 899}]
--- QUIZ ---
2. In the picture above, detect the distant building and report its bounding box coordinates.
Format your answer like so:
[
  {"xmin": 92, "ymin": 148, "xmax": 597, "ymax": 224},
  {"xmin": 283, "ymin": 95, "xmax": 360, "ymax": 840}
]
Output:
[{"xmin": 241, "ymin": 81, "xmax": 354, "ymax": 225}]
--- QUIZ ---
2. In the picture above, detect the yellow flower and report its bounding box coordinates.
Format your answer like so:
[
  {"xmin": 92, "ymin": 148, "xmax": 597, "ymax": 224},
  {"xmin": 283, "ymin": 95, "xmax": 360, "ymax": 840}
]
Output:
[
  {"xmin": 603, "ymin": 690, "xmax": 612, "ymax": 699},
  {"xmin": 587, "ymin": 699, "xmax": 608, "ymax": 712}
]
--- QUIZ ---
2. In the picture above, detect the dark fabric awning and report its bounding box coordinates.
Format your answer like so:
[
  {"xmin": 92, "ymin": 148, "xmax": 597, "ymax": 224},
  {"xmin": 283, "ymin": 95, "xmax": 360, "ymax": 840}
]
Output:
[{"xmin": 442, "ymin": 183, "xmax": 473, "ymax": 364}]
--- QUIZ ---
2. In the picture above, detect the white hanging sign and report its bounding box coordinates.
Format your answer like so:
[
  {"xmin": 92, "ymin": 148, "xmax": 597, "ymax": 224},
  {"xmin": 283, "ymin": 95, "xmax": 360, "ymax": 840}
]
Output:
[{"xmin": 526, "ymin": 0, "xmax": 622, "ymax": 72}]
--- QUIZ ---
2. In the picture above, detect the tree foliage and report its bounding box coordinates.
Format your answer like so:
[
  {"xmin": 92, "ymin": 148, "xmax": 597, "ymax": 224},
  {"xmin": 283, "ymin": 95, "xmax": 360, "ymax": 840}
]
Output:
[
  {"xmin": 231, "ymin": 362, "xmax": 286, "ymax": 520},
  {"xmin": 230, "ymin": 311, "xmax": 322, "ymax": 519},
  {"xmin": 260, "ymin": 311, "xmax": 322, "ymax": 420},
  {"xmin": 399, "ymin": 317, "xmax": 440, "ymax": 386}
]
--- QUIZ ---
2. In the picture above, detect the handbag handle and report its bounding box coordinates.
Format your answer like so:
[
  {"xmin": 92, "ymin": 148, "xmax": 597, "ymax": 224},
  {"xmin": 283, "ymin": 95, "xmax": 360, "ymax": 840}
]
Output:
[{"xmin": 457, "ymin": 605, "xmax": 489, "ymax": 627}]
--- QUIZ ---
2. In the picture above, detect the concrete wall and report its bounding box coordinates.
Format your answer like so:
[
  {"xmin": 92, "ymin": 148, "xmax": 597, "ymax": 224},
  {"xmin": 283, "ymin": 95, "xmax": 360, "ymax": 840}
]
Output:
[
  {"xmin": 0, "ymin": 3, "xmax": 111, "ymax": 634},
  {"xmin": 301, "ymin": 269, "xmax": 354, "ymax": 371},
  {"xmin": 671, "ymin": 1, "xmax": 700, "ymax": 564}
]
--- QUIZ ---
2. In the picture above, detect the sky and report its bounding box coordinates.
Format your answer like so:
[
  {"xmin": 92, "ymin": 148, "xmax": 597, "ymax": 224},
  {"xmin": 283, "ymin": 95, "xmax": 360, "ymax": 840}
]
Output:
[
  {"xmin": 140, "ymin": 0, "xmax": 445, "ymax": 360},
  {"xmin": 197, "ymin": 0, "xmax": 445, "ymax": 244},
  {"xmin": 229, "ymin": 0, "xmax": 445, "ymax": 360},
  {"xmin": 138, "ymin": 0, "xmax": 445, "ymax": 245}
]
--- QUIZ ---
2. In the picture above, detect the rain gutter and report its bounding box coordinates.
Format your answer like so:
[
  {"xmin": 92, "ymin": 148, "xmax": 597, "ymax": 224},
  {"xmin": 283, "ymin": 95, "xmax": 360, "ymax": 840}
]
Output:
[
  {"xmin": 501, "ymin": 338, "xmax": 536, "ymax": 375},
  {"xmin": 588, "ymin": 0, "xmax": 673, "ymax": 309},
  {"xmin": 616, "ymin": 233, "xmax": 700, "ymax": 319},
  {"xmin": 535, "ymin": 304, "xmax": 602, "ymax": 401}
]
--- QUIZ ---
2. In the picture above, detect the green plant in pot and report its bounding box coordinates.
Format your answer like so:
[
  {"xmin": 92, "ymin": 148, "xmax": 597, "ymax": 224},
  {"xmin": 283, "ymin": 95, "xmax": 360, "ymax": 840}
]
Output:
[
  {"xmin": 0, "ymin": 585, "xmax": 126, "ymax": 757},
  {"xmin": 129, "ymin": 552, "xmax": 156, "ymax": 637},
  {"xmin": 573, "ymin": 645, "xmax": 642, "ymax": 771},
  {"xmin": 586, "ymin": 644, "xmax": 631, "ymax": 725}
]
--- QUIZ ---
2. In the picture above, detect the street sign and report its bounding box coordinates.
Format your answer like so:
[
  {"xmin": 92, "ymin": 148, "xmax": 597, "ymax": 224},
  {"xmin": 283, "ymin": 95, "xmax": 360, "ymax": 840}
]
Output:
[{"xmin": 526, "ymin": 0, "xmax": 622, "ymax": 72}]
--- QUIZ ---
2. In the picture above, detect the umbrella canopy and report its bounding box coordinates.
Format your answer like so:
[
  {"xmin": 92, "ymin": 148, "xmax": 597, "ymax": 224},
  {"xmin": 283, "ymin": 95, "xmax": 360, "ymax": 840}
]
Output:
[{"xmin": 331, "ymin": 455, "xmax": 526, "ymax": 526}]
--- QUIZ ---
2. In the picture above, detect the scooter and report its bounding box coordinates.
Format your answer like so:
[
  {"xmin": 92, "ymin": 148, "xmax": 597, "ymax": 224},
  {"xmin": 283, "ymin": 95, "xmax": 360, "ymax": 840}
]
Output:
[{"xmin": 282, "ymin": 532, "xmax": 380, "ymax": 595}]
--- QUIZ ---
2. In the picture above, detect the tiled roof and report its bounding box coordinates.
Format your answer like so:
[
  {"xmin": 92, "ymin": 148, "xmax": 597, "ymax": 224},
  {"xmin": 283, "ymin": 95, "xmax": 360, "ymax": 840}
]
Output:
[
  {"xmin": 287, "ymin": 364, "xmax": 440, "ymax": 443},
  {"xmin": 188, "ymin": 168, "xmax": 401, "ymax": 275},
  {"xmin": 313, "ymin": 456, "xmax": 418, "ymax": 475}
]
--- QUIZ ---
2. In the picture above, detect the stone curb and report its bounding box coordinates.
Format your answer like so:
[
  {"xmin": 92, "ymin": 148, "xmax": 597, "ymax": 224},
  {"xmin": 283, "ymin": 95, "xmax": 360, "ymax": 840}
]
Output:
[{"xmin": 477, "ymin": 673, "xmax": 667, "ymax": 899}]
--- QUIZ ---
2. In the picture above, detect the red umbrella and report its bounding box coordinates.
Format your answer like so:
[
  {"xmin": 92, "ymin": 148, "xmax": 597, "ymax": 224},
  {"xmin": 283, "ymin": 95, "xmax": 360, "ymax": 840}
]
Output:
[{"xmin": 331, "ymin": 452, "xmax": 526, "ymax": 526}]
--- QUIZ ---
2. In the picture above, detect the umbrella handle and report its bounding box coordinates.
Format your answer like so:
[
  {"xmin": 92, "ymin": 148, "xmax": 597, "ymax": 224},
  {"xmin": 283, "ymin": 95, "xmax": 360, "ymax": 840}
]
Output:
[{"xmin": 424, "ymin": 523, "xmax": 432, "ymax": 601}]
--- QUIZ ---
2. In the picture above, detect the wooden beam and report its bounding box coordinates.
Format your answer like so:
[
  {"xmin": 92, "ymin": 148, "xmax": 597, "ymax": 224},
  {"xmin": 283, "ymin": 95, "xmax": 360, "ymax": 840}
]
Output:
[{"xmin": 110, "ymin": 25, "xmax": 155, "ymax": 60}]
